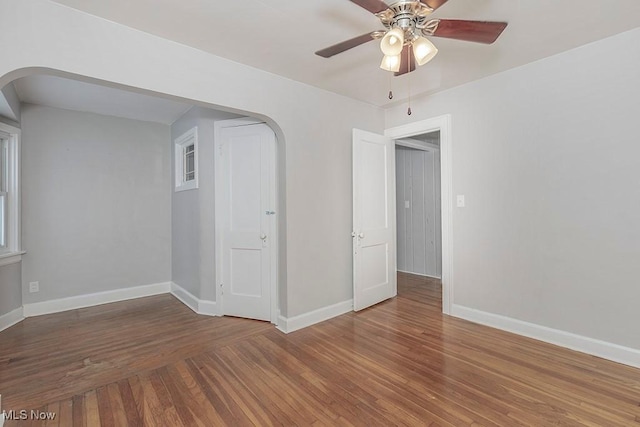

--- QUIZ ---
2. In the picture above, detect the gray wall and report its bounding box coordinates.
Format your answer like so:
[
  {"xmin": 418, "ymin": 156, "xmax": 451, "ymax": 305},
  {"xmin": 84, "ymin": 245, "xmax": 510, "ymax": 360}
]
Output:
[
  {"xmin": 0, "ymin": 262, "xmax": 21, "ymax": 315},
  {"xmin": 21, "ymin": 104, "xmax": 171, "ymax": 304},
  {"xmin": 386, "ymin": 28, "xmax": 640, "ymax": 349},
  {"xmin": 0, "ymin": 82, "xmax": 20, "ymax": 126},
  {"xmin": 396, "ymin": 145, "xmax": 441, "ymax": 278},
  {"xmin": 171, "ymin": 106, "xmax": 240, "ymax": 300},
  {"xmin": 0, "ymin": 82, "xmax": 21, "ymax": 317}
]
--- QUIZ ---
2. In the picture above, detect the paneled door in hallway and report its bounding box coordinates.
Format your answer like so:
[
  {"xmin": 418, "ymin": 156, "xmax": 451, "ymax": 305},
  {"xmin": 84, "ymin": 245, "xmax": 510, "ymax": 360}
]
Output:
[
  {"xmin": 217, "ymin": 122, "xmax": 276, "ymax": 321},
  {"xmin": 352, "ymin": 129, "xmax": 397, "ymax": 311}
]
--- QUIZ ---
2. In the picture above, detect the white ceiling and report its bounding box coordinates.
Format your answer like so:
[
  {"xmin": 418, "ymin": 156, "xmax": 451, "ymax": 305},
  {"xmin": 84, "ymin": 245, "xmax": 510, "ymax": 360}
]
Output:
[
  {"xmin": 48, "ymin": 0, "xmax": 640, "ymax": 107},
  {"xmin": 13, "ymin": 75, "xmax": 192, "ymax": 125}
]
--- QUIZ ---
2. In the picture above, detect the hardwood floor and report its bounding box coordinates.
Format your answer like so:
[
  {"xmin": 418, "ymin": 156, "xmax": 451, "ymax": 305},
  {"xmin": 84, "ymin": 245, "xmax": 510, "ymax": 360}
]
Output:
[{"xmin": 1, "ymin": 273, "xmax": 639, "ymax": 426}]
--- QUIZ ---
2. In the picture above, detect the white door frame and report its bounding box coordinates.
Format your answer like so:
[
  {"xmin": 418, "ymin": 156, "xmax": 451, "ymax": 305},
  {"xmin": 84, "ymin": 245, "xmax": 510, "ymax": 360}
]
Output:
[
  {"xmin": 385, "ymin": 115, "xmax": 453, "ymax": 315},
  {"xmin": 214, "ymin": 118, "xmax": 279, "ymax": 324}
]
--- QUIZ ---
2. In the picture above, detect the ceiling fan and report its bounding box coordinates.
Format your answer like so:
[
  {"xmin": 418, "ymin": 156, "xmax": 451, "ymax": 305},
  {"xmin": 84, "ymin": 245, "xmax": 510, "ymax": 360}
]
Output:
[{"xmin": 315, "ymin": 0, "xmax": 508, "ymax": 76}]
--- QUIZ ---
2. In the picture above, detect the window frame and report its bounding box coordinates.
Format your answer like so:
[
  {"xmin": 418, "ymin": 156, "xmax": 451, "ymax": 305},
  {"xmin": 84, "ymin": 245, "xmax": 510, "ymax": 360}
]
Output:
[
  {"xmin": 1, "ymin": 135, "xmax": 8, "ymax": 250},
  {"xmin": 0, "ymin": 122, "xmax": 22, "ymax": 266},
  {"xmin": 174, "ymin": 127, "xmax": 199, "ymax": 192}
]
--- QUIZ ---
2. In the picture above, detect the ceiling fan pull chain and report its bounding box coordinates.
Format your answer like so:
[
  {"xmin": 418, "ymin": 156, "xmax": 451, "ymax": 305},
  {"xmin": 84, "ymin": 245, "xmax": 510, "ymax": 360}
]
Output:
[
  {"xmin": 407, "ymin": 47, "xmax": 412, "ymax": 116},
  {"xmin": 388, "ymin": 72, "xmax": 393, "ymax": 100}
]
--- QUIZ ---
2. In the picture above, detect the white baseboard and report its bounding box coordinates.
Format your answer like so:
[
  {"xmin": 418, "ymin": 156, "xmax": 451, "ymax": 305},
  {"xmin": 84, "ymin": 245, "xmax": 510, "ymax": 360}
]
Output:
[
  {"xmin": 9, "ymin": 280, "xmax": 217, "ymax": 325},
  {"xmin": 277, "ymin": 299, "xmax": 353, "ymax": 334},
  {"xmin": 22, "ymin": 282, "xmax": 172, "ymax": 317},
  {"xmin": 451, "ymin": 304, "xmax": 640, "ymax": 369},
  {"xmin": 170, "ymin": 282, "xmax": 217, "ymax": 316},
  {"xmin": 0, "ymin": 306, "xmax": 24, "ymax": 332},
  {"xmin": 1, "ymin": 412, "xmax": 4, "ymax": 427}
]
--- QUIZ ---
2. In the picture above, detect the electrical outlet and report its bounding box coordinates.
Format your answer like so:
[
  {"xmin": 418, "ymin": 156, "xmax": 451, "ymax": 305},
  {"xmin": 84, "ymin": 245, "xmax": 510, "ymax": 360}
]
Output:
[{"xmin": 29, "ymin": 281, "xmax": 39, "ymax": 293}]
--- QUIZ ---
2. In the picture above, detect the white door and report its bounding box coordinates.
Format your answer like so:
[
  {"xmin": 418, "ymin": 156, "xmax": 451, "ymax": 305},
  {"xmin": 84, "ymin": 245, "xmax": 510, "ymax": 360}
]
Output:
[
  {"xmin": 352, "ymin": 129, "xmax": 397, "ymax": 311},
  {"xmin": 218, "ymin": 123, "xmax": 275, "ymax": 321}
]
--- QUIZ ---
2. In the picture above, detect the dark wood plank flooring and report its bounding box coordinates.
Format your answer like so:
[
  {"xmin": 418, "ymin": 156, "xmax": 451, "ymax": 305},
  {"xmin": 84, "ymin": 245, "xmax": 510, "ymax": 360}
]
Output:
[{"xmin": 1, "ymin": 273, "xmax": 639, "ymax": 426}]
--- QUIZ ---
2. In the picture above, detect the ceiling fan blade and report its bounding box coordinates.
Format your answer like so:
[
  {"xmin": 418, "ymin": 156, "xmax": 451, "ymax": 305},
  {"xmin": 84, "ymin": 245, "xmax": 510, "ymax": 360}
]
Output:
[
  {"xmin": 349, "ymin": 0, "xmax": 390, "ymax": 14},
  {"xmin": 431, "ymin": 20, "xmax": 508, "ymax": 44},
  {"xmin": 315, "ymin": 33, "xmax": 376, "ymax": 58},
  {"xmin": 422, "ymin": 0, "xmax": 449, "ymax": 11},
  {"xmin": 394, "ymin": 45, "xmax": 416, "ymax": 76}
]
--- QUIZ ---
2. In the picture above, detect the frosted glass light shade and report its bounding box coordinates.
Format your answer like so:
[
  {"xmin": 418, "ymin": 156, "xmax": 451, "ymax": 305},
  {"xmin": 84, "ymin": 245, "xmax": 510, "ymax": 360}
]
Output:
[
  {"xmin": 413, "ymin": 36, "xmax": 438, "ymax": 66},
  {"xmin": 380, "ymin": 28, "xmax": 405, "ymax": 56},
  {"xmin": 380, "ymin": 54, "xmax": 401, "ymax": 72}
]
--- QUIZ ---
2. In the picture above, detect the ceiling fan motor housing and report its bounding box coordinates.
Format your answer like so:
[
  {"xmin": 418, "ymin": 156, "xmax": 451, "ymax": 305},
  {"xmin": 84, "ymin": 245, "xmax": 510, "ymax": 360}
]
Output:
[{"xmin": 377, "ymin": 1, "xmax": 439, "ymax": 43}]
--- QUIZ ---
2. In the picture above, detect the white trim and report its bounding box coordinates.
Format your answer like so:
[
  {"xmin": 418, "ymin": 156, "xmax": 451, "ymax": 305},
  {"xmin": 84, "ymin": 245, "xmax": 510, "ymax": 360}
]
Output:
[
  {"xmin": 0, "ymin": 306, "xmax": 24, "ymax": 332},
  {"xmin": 386, "ymin": 115, "xmax": 453, "ymax": 315},
  {"xmin": 170, "ymin": 282, "xmax": 218, "ymax": 316},
  {"xmin": 214, "ymin": 118, "xmax": 279, "ymax": 323},
  {"xmin": 397, "ymin": 269, "xmax": 441, "ymax": 280},
  {"xmin": 3, "ymin": 282, "xmax": 222, "ymax": 333},
  {"xmin": 198, "ymin": 299, "xmax": 218, "ymax": 317},
  {"xmin": 0, "ymin": 122, "xmax": 21, "ymax": 257},
  {"xmin": 170, "ymin": 282, "xmax": 199, "ymax": 312},
  {"xmin": 0, "ymin": 251, "xmax": 24, "ymax": 267},
  {"xmin": 0, "ymin": 411, "xmax": 4, "ymax": 427},
  {"xmin": 451, "ymin": 304, "xmax": 640, "ymax": 369},
  {"xmin": 268, "ymin": 127, "xmax": 279, "ymax": 324},
  {"xmin": 22, "ymin": 282, "xmax": 172, "ymax": 317},
  {"xmin": 277, "ymin": 299, "xmax": 353, "ymax": 334}
]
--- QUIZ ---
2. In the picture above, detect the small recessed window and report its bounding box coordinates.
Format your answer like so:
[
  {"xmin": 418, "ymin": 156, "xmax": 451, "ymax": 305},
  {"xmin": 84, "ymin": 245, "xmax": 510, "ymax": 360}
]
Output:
[
  {"xmin": 175, "ymin": 127, "xmax": 198, "ymax": 192},
  {"xmin": 184, "ymin": 143, "xmax": 195, "ymax": 182}
]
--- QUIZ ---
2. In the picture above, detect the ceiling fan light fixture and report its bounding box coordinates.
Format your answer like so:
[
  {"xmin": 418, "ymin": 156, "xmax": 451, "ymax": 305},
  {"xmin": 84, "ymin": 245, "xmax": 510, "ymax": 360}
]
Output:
[
  {"xmin": 380, "ymin": 28, "xmax": 405, "ymax": 56},
  {"xmin": 413, "ymin": 36, "xmax": 438, "ymax": 66},
  {"xmin": 380, "ymin": 54, "xmax": 401, "ymax": 72}
]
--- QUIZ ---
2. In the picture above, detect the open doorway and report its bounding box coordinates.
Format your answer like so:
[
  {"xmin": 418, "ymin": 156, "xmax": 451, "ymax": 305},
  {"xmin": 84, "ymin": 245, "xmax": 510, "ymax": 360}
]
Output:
[
  {"xmin": 385, "ymin": 115, "xmax": 453, "ymax": 314},
  {"xmin": 395, "ymin": 132, "xmax": 443, "ymax": 307},
  {"xmin": 395, "ymin": 131, "xmax": 442, "ymax": 280}
]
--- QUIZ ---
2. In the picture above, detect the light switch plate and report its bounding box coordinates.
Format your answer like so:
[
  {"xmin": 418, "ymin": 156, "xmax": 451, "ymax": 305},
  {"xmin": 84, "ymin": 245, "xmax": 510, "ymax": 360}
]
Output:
[
  {"xmin": 405, "ymin": 200, "xmax": 410, "ymax": 209},
  {"xmin": 456, "ymin": 195, "xmax": 465, "ymax": 208},
  {"xmin": 29, "ymin": 281, "xmax": 39, "ymax": 293}
]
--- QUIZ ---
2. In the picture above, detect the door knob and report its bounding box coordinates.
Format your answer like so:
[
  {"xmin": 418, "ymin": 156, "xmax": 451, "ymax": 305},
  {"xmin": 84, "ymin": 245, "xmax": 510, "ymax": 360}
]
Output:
[
  {"xmin": 260, "ymin": 233, "xmax": 267, "ymax": 240},
  {"xmin": 358, "ymin": 232, "xmax": 365, "ymax": 239}
]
